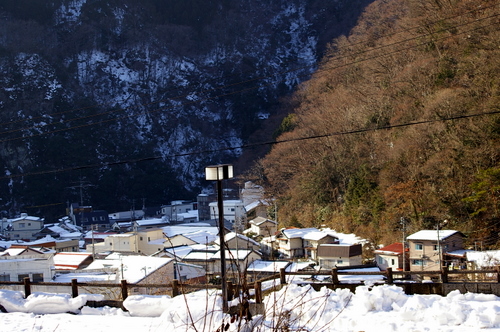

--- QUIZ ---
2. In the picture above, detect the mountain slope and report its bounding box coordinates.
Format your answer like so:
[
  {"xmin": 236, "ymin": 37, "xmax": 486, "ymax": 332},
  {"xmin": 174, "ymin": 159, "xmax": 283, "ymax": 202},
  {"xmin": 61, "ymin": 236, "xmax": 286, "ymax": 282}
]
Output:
[
  {"xmin": 0, "ymin": 0, "xmax": 372, "ymax": 218},
  {"xmin": 258, "ymin": 0, "xmax": 500, "ymax": 248}
]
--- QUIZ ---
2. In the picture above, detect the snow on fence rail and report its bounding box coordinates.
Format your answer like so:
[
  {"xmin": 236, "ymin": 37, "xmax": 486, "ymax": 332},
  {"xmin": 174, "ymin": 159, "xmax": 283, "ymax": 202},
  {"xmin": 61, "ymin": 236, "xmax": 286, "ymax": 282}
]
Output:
[{"xmin": 0, "ymin": 267, "xmax": 499, "ymax": 303}]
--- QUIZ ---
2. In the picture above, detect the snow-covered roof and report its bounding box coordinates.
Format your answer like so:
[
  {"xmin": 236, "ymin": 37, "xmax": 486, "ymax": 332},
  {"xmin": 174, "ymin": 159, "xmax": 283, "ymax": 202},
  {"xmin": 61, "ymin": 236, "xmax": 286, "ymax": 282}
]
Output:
[
  {"xmin": 54, "ymin": 252, "xmax": 92, "ymax": 270},
  {"xmin": 183, "ymin": 230, "xmax": 218, "ymax": 244},
  {"xmin": 406, "ymin": 230, "xmax": 460, "ymax": 241},
  {"xmin": 213, "ymin": 249, "xmax": 257, "ymax": 260},
  {"xmin": 162, "ymin": 225, "xmax": 218, "ymax": 238},
  {"xmin": 246, "ymin": 260, "xmax": 290, "ymax": 273},
  {"xmin": 466, "ymin": 250, "xmax": 500, "ymax": 268},
  {"xmin": 53, "ymin": 272, "xmax": 116, "ymax": 283},
  {"xmin": 214, "ymin": 232, "xmax": 260, "ymax": 246},
  {"xmin": 164, "ymin": 246, "xmax": 193, "ymax": 259},
  {"xmin": 281, "ymin": 228, "xmax": 321, "ymax": 239},
  {"xmin": 249, "ymin": 216, "xmax": 276, "ymax": 226},
  {"xmin": 85, "ymin": 255, "xmax": 173, "ymax": 283}
]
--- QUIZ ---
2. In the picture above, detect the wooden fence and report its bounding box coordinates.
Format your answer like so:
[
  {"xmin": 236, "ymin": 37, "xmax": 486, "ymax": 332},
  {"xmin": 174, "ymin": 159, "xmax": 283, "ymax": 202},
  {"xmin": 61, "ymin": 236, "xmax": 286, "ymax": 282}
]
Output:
[{"xmin": 0, "ymin": 267, "xmax": 499, "ymax": 305}]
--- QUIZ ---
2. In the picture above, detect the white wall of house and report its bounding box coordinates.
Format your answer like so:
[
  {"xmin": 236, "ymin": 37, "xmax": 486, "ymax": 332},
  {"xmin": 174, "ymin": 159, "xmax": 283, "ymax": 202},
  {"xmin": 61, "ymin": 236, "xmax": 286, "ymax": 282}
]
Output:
[
  {"xmin": 376, "ymin": 254, "xmax": 401, "ymax": 271},
  {"xmin": 0, "ymin": 254, "xmax": 54, "ymax": 282},
  {"xmin": 318, "ymin": 255, "xmax": 362, "ymax": 268},
  {"xmin": 7, "ymin": 214, "xmax": 43, "ymax": 241},
  {"xmin": 209, "ymin": 200, "xmax": 246, "ymax": 223}
]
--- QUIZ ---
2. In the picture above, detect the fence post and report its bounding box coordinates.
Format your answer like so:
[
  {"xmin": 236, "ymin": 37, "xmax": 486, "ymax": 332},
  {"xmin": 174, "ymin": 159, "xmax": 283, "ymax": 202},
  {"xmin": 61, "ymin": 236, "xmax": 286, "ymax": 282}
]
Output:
[
  {"xmin": 331, "ymin": 267, "xmax": 339, "ymax": 284},
  {"xmin": 280, "ymin": 268, "xmax": 286, "ymax": 285},
  {"xmin": 441, "ymin": 266, "xmax": 448, "ymax": 283},
  {"xmin": 120, "ymin": 279, "xmax": 128, "ymax": 300},
  {"xmin": 23, "ymin": 277, "xmax": 31, "ymax": 298},
  {"xmin": 254, "ymin": 281, "xmax": 262, "ymax": 304},
  {"xmin": 386, "ymin": 267, "xmax": 393, "ymax": 284},
  {"xmin": 71, "ymin": 279, "xmax": 79, "ymax": 298},
  {"xmin": 172, "ymin": 279, "xmax": 180, "ymax": 297}
]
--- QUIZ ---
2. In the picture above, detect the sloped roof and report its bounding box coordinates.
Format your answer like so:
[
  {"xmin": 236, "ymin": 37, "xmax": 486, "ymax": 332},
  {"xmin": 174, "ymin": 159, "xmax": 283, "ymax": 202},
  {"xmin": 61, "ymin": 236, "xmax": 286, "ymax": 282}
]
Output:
[
  {"xmin": 406, "ymin": 230, "xmax": 461, "ymax": 241},
  {"xmin": 374, "ymin": 242, "xmax": 406, "ymax": 255},
  {"xmin": 247, "ymin": 260, "xmax": 290, "ymax": 272},
  {"xmin": 54, "ymin": 252, "xmax": 93, "ymax": 270},
  {"xmin": 249, "ymin": 216, "xmax": 277, "ymax": 226}
]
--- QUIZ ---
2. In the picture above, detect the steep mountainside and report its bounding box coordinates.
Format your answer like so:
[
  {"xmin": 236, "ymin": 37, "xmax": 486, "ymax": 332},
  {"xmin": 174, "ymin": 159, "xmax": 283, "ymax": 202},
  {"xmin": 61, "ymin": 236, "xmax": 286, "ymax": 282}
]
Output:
[
  {"xmin": 258, "ymin": 0, "xmax": 500, "ymax": 248},
  {"xmin": 0, "ymin": 0, "xmax": 372, "ymax": 219}
]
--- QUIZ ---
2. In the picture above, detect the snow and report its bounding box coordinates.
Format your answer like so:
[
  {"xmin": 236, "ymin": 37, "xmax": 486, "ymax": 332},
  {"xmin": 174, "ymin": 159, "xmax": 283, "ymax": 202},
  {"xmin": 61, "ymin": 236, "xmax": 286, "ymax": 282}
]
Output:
[{"xmin": 0, "ymin": 282, "xmax": 499, "ymax": 331}]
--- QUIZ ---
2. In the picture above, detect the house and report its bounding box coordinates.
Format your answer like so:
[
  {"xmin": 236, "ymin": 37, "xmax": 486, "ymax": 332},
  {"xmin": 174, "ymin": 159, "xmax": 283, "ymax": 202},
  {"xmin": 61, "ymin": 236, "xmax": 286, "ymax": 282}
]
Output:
[
  {"xmin": 276, "ymin": 228, "xmax": 339, "ymax": 259},
  {"xmin": 161, "ymin": 200, "xmax": 198, "ymax": 223},
  {"xmin": 69, "ymin": 203, "xmax": 111, "ymax": 231},
  {"xmin": 406, "ymin": 230, "xmax": 465, "ymax": 271},
  {"xmin": 246, "ymin": 259, "xmax": 291, "ymax": 282},
  {"xmin": 88, "ymin": 228, "xmax": 166, "ymax": 255},
  {"xmin": 317, "ymin": 243, "xmax": 363, "ymax": 268},
  {"xmin": 374, "ymin": 242, "xmax": 409, "ymax": 271},
  {"xmin": 5, "ymin": 213, "xmax": 43, "ymax": 241},
  {"xmin": 208, "ymin": 200, "xmax": 246, "ymax": 227},
  {"xmin": 212, "ymin": 249, "xmax": 262, "ymax": 276},
  {"xmin": 240, "ymin": 181, "xmax": 269, "ymax": 219},
  {"xmin": 244, "ymin": 216, "xmax": 277, "ymax": 238},
  {"xmin": 215, "ymin": 232, "xmax": 261, "ymax": 252},
  {"xmin": 25, "ymin": 236, "xmax": 80, "ymax": 253},
  {"xmin": 0, "ymin": 254, "xmax": 54, "ymax": 282}
]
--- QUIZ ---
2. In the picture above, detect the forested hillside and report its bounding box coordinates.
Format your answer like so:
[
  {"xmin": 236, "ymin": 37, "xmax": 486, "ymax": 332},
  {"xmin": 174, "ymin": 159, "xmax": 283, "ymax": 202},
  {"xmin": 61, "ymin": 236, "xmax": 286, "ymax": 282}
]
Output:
[{"xmin": 256, "ymin": 0, "xmax": 500, "ymax": 248}]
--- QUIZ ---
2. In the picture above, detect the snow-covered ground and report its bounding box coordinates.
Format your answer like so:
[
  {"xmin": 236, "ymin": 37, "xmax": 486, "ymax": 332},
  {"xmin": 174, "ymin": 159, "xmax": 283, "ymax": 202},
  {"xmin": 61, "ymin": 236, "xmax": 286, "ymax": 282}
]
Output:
[{"xmin": 0, "ymin": 280, "xmax": 499, "ymax": 332}]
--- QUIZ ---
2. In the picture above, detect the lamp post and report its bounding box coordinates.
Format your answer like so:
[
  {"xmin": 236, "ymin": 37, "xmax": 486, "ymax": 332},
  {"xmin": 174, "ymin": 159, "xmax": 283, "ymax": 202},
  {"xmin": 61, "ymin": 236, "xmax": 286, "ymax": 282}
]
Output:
[{"xmin": 205, "ymin": 164, "xmax": 233, "ymax": 312}]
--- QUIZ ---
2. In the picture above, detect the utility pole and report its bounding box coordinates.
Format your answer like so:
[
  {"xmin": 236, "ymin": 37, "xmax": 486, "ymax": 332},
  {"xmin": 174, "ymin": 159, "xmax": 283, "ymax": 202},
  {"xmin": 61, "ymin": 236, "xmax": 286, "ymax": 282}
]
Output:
[{"xmin": 400, "ymin": 217, "xmax": 407, "ymax": 275}]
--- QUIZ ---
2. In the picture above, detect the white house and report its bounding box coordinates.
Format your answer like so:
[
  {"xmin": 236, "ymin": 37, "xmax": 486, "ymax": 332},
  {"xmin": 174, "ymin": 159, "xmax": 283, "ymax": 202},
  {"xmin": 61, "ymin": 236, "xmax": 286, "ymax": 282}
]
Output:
[
  {"xmin": 374, "ymin": 242, "xmax": 407, "ymax": 271},
  {"xmin": 245, "ymin": 217, "xmax": 277, "ymax": 237},
  {"xmin": 5, "ymin": 214, "xmax": 43, "ymax": 241},
  {"xmin": 0, "ymin": 254, "xmax": 54, "ymax": 282},
  {"xmin": 208, "ymin": 200, "xmax": 246, "ymax": 226}
]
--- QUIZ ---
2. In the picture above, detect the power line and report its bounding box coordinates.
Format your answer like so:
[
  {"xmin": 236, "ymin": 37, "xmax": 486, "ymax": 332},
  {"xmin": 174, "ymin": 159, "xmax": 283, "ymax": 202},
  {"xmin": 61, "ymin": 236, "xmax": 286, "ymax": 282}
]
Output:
[{"xmin": 1, "ymin": 109, "xmax": 498, "ymax": 181}]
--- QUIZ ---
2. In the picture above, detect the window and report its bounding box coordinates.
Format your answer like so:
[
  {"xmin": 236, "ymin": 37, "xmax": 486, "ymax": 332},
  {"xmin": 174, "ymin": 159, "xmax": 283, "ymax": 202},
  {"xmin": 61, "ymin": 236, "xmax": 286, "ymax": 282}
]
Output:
[
  {"xmin": 391, "ymin": 258, "xmax": 395, "ymax": 265},
  {"xmin": 18, "ymin": 223, "xmax": 25, "ymax": 228},
  {"xmin": 415, "ymin": 243, "xmax": 423, "ymax": 250},
  {"xmin": 412, "ymin": 259, "xmax": 426, "ymax": 266},
  {"xmin": 28, "ymin": 223, "xmax": 31, "ymax": 226},
  {"xmin": 140, "ymin": 237, "xmax": 143, "ymax": 241},
  {"xmin": 433, "ymin": 244, "xmax": 439, "ymax": 251},
  {"xmin": 32, "ymin": 273, "xmax": 43, "ymax": 282},
  {"xmin": 18, "ymin": 274, "xmax": 29, "ymax": 281},
  {"xmin": 0, "ymin": 274, "xmax": 9, "ymax": 281},
  {"xmin": 337, "ymin": 260, "xmax": 343, "ymax": 264}
]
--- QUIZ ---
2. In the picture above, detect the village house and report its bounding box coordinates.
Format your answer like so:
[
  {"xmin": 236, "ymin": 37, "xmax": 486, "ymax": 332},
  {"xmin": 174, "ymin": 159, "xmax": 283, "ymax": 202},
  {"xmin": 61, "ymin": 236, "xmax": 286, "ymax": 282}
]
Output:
[
  {"xmin": 275, "ymin": 228, "xmax": 339, "ymax": 259},
  {"xmin": 244, "ymin": 216, "xmax": 277, "ymax": 238},
  {"xmin": 0, "ymin": 254, "xmax": 54, "ymax": 282},
  {"xmin": 4, "ymin": 213, "xmax": 43, "ymax": 241},
  {"xmin": 69, "ymin": 203, "xmax": 111, "ymax": 231},
  {"xmin": 246, "ymin": 259, "xmax": 291, "ymax": 282},
  {"xmin": 88, "ymin": 228, "xmax": 167, "ymax": 255},
  {"xmin": 208, "ymin": 200, "xmax": 246, "ymax": 228},
  {"xmin": 215, "ymin": 232, "xmax": 261, "ymax": 252},
  {"xmin": 374, "ymin": 242, "xmax": 409, "ymax": 271},
  {"xmin": 317, "ymin": 243, "xmax": 363, "ymax": 269},
  {"xmin": 406, "ymin": 229, "xmax": 465, "ymax": 272}
]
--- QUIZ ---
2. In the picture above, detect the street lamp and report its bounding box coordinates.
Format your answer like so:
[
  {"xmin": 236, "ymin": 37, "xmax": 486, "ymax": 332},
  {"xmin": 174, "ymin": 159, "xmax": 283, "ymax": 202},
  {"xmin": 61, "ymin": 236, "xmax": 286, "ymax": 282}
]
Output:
[{"xmin": 205, "ymin": 164, "xmax": 233, "ymax": 312}]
